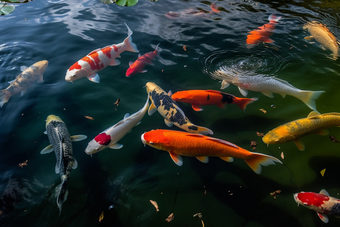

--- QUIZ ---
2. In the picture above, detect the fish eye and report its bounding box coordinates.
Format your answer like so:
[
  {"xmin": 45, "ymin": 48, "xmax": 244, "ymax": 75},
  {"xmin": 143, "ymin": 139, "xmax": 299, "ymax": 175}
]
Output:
[
  {"xmin": 303, "ymin": 203, "xmax": 309, "ymax": 206},
  {"xmin": 149, "ymin": 142, "xmax": 154, "ymax": 144}
]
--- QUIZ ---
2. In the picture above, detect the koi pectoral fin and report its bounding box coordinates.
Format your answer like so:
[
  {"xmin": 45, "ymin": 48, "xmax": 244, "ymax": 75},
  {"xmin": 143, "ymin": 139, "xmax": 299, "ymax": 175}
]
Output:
[
  {"xmin": 221, "ymin": 80, "xmax": 230, "ymax": 89},
  {"xmin": 40, "ymin": 144, "xmax": 53, "ymax": 154},
  {"xmin": 317, "ymin": 212, "xmax": 329, "ymax": 223},
  {"xmin": 238, "ymin": 87, "xmax": 248, "ymax": 97},
  {"xmin": 196, "ymin": 156, "xmax": 209, "ymax": 163},
  {"xmin": 148, "ymin": 103, "xmax": 157, "ymax": 116},
  {"xmin": 169, "ymin": 151, "xmax": 183, "ymax": 166},
  {"xmin": 304, "ymin": 36, "xmax": 314, "ymax": 41},
  {"xmin": 192, "ymin": 104, "xmax": 203, "ymax": 111},
  {"xmin": 293, "ymin": 139, "xmax": 305, "ymax": 151},
  {"xmin": 220, "ymin": 157, "xmax": 234, "ymax": 162},
  {"xmin": 164, "ymin": 119, "xmax": 173, "ymax": 127},
  {"xmin": 88, "ymin": 74, "xmax": 100, "ymax": 83},
  {"xmin": 70, "ymin": 135, "xmax": 87, "ymax": 142}
]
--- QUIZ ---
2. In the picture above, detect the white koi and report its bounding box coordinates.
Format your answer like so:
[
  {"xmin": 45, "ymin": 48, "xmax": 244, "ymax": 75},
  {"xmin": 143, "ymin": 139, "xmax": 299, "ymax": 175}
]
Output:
[{"xmin": 65, "ymin": 23, "xmax": 139, "ymax": 83}]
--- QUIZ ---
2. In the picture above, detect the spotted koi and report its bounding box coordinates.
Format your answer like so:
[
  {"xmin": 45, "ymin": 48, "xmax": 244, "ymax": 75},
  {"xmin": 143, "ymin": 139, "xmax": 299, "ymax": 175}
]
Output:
[
  {"xmin": 65, "ymin": 23, "xmax": 139, "ymax": 83},
  {"xmin": 145, "ymin": 82, "xmax": 213, "ymax": 135}
]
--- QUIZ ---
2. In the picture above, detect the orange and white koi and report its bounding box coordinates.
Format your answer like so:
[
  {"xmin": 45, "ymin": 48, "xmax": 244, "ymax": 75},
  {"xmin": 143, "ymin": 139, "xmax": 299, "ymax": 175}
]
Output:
[
  {"xmin": 65, "ymin": 23, "xmax": 139, "ymax": 83},
  {"xmin": 141, "ymin": 129, "xmax": 282, "ymax": 174},
  {"xmin": 262, "ymin": 111, "xmax": 340, "ymax": 151},
  {"xmin": 171, "ymin": 89, "xmax": 258, "ymax": 111},
  {"xmin": 0, "ymin": 60, "xmax": 48, "ymax": 107},
  {"xmin": 246, "ymin": 14, "xmax": 281, "ymax": 45},
  {"xmin": 165, "ymin": 2, "xmax": 220, "ymax": 19},
  {"xmin": 126, "ymin": 44, "xmax": 160, "ymax": 77}
]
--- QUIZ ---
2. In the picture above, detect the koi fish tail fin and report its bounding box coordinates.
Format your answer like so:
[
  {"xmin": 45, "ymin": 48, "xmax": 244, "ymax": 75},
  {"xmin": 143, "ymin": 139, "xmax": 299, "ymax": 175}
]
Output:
[
  {"xmin": 236, "ymin": 97, "xmax": 258, "ymax": 112},
  {"xmin": 123, "ymin": 23, "xmax": 139, "ymax": 53},
  {"xmin": 191, "ymin": 125, "xmax": 214, "ymax": 135},
  {"xmin": 244, "ymin": 152, "xmax": 282, "ymax": 174},
  {"xmin": 0, "ymin": 90, "xmax": 11, "ymax": 108},
  {"xmin": 296, "ymin": 90, "xmax": 325, "ymax": 111},
  {"xmin": 153, "ymin": 43, "xmax": 161, "ymax": 56},
  {"xmin": 210, "ymin": 2, "xmax": 220, "ymax": 13},
  {"xmin": 268, "ymin": 14, "xmax": 282, "ymax": 23},
  {"xmin": 56, "ymin": 177, "xmax": 69, "ymax": 214}
]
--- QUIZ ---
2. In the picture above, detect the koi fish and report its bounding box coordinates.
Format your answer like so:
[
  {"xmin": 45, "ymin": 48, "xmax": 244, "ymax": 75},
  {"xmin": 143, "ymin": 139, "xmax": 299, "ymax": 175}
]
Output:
[
  {"xmin": 85, "ymin": 95, "xmax": 149, "ymax": 155},
  {"xmin": 304, "ymin": 21, "xmax": 339, "ymax": 59},
  {"xmin": 294, "ymin": 189, "xmax": 340, "ymax": 223},
  {"xmin": 146, "ymin": 82, "xmax": 213, "ymax": 135},
  {"xmin": 211, "ymin": 67, "xmax": 324, "ymax": 111},
  {"xmin": 65, "ymin": 23, "xmax": 139, "ymax": 83},
  {"xmin": 262, "ymin": 111, "xmax": 340, "ymax": 151},
  {"xmin": 171, "ymin": 89, "xmax": 258, "ymax": 112},
  {"xmin": 0, "ymin": 60, "xmax": 48, "ymax": 107},
  {"xmin": 141, "ymin": 129, "xmax": 282, "ymax": 174},
  {"xmin": 126, "ymin": 44, "xmax": 160, "ymax": 77},
  {"xmin": 40, "ymin": 115, "xmax": 87, "ymax": 213},
  {"xmin": 246, "ymin": 14, "xmax": 281, "ymax": 45},
  {"xmin": 165, "ymin": 2, "xmax": 220, "ymax": 19}
]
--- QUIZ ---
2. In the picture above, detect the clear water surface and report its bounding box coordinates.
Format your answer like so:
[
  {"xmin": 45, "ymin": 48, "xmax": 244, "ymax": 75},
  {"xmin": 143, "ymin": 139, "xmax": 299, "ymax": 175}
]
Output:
[{"xmin": 0, "ymin": 0, "xmax": 340, "ymax": 226}]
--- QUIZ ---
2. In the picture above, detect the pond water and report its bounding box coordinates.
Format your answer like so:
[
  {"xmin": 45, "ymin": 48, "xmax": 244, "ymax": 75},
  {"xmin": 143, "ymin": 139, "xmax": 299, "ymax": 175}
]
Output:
[{"xmin": 1, "ymin": 0, "xmax": 340, "ymax": 226}]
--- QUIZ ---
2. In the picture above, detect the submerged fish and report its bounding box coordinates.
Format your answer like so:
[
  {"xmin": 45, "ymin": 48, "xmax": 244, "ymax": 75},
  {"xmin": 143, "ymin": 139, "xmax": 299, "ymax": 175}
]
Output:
[
  {"xmin": 141, "ymin": 129, "xmax": 282, "ymax": 174},
  {"xmin": 211, "ymin": 67, "xmax": 324, "ymax": 111},
  {"xmin": 171, "ymin": 89, "xmax": 258, "ymax": 111},
  {"xmin": 262, "ymin": 111, "xmax": 340, "ymax": 151},
  {"xmin": 294, "ymin": 189, "xmax": 340, "ymax": 223},
  {"xmin": 165, "ymin": 2, "xmax": 220, "ymax": 19},
  {"xmin": 126, "ymin": 44, "xmax": 160, "ymax": 77},
  {"xmin": 303, "ymin": 21, "xmax": 339, "ymax": 59},
  {"xmin": 246, "ymin": 14, "xmax": 281, "ymax": 45},
  {"xmin": 40, "ymin": 115, "xmax": 87, "ymax": 213},
  {"xmin": 145, "ymin": 82, "xmax": 213, "ymax": 135},
  {"xmin": 65, "ymin": 23, "xmax": 139, "ymax": 83},
  {"xmin": 0, "ymin": 60, "xmax": 48, "ymax": 107},
  {"xmin": 85, "ymin": 95, "xmax": 149, "ymax": 155}
]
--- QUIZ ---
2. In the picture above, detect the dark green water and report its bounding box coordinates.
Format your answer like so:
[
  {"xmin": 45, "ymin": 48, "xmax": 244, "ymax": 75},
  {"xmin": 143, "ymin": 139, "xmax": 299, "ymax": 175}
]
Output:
[{"xmin": 0, "ymin": 0, "xmax": 340, "ymax": 226}]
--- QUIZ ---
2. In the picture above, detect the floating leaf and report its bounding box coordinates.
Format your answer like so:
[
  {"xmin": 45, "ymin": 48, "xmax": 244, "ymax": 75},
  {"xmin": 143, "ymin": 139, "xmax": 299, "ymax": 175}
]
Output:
[
  {"xmin": 320, "ymin": 168, "xmax": 326, "ymax": 177},
  {"xmin": 149, "ymin": 200, "xmax": 159, "ymax": 211},
  {"xmin": 99, "ymin": 211, "xmax": 104, "ymax": 222},
  {"xmin": 280, "ymin": 152, "xmax": 284, "ymax": 159},
  {"xmin": 165, "ymin": 213, "xmax": 174, "ymax": 222},
  {"xmin": 0, "ymin": 3, "xmax": 15, "ymax": 15},
  {"xmin": 116, "ymin": 0, "xmax": 138, "ymax": 6}
]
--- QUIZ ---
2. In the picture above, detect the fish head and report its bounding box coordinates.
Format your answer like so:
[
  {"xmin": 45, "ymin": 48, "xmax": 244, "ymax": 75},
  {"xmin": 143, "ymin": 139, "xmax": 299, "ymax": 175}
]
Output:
[
  {"xmin": 65, "ymin": 63, "xmax": 89, "ymax": 82},
  {"xmin": 46, "ymin": 115, "xmax": 64, "ymax": 127},
  {"xmin": 145, "ymin": 82, "xmax": 158, "ymax": 94},
  {"xmin": 126, "ymin": 67, "xmax": 136, "ymax": 77},
  {"xmin": 141, "ymin": 130, "xmax": 170, "ymax": 151},
  {"xmin": 85, "ymin": 133, "xmax": 111, "ymax": 155},
  {"xmin": 294, "ymin": 192, "xmax": 326, "ymax": 212},
  {"xmin": 262, "ymin": 126, "xmax": 294, "ymax": 144},
  {"xmin": 33, "ymin": 60, "xmax": 49, "ymax": 73},
  {"xmin": 171, "ymin": 91, "xmax": 191, "ymax": 102}
]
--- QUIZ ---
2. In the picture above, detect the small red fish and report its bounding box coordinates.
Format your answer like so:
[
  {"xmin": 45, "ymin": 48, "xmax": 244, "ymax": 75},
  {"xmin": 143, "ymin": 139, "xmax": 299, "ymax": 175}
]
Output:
[
  {"xmin": 246, "ymin": 14, "xmax": 281, "ymax": 45},
  {"xmin": 171, "ymin": 90, "xmax": 258, "ymax": 111},
  {"xmin": 126, "ymin": 44, "xmax": 160, "ymax": 77}
]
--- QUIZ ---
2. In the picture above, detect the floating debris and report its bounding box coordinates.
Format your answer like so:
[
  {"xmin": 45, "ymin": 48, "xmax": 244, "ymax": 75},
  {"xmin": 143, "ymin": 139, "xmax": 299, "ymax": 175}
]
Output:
[
  {"xmin": 193, "ymin": 213, "xmax": 205, "ymax": 227},
  {"xmin": 85, "ymin": 116, "xmax": 94, "ymax": 120},
  {"xmin": 320, "ymin": 168, "xmax": 326, "ymax": 177},
  {"xmin": 329, "ymin": 135, "xmax": 340, "ymax": 143},
  {"xmin": 165, "ymin": 213, "xmax": 174, "ymax": 222},
  {"xmin": 150, "ymin": 200, "xmax": 159, "ymax": 211},
  {"xmin": 114, "ymin": 98, "xmax": 120, "ymax": 111},
  {"xmin": 270, "ymin": 190, "xmax": 281, "ymax": 199},
  {"xmin": 281, "ymin": 152, "xmax": 284, "ymax": 159},
  {"xmin": 250, "ymin": 141, "xmax": 257, "ymax": 150},
  {"xmin": 183, "ymin": 45, "xmax": 187, "ymax": 51},
  {"xmin": 18, "ymin": 160, "xmax": 28, "ymax": 168},
  {"xmin": 256, "ymin": 132, "xmax": 264, "ymax": 137},
  {"xmin": 99, "ymin": 211, "xmax": 104, "ymax": 222},
  {"xmin": 270, "ymin": 104, "xmax": 276, "ymax": 108},
  {"xmin": 260, "ymin": 108, "xmax": 267, "ymax": 114},
  {"xmin": 109, "ymin": 205, "xmax": 114, "ymax": 210}
]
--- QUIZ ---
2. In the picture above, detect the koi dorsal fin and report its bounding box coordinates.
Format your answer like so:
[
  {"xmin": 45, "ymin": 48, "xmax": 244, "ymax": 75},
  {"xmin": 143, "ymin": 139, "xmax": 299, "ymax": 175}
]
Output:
[
  {"xmin": 307, "ymin": 111, "xmax": 320, "ymax": 118},
  {"xmin": 319, "ymin": 189, "xmax": 329, "ymax": 196}
]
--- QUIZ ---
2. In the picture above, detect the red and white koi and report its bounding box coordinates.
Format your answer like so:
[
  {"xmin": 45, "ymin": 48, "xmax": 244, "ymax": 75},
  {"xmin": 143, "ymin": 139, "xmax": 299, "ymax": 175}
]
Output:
[
  {"xmin": 65, "ymin": 23, "xmax": 139, "ymax": 83},
  {"xmin": 85, "ymin": 95, "xmax": 149, "ymax": 155},
  {"xmin": 294, "ymin": 189, "xmax": 340, "ymax": 223},
  {"xmin": 126, "ymin": 44, "xmax": 160, "ymax": 77}
]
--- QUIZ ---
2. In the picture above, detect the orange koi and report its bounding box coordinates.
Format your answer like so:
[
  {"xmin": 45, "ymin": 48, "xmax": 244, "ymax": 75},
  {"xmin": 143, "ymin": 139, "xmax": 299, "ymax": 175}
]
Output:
[
  {"xmin": 246, "ymin": 14, "xmax": 281, "ymax": 45},
  {"xmin": 171, "ymin": 90, "xmax": 258, "ymax": 111},
  {"xmin": 126, "ymin": 44, "xmax": 159, "ymax": 77},
  {"xmin": 141, "ymin": 129, "xmax": 282, "ymax": 174}
]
